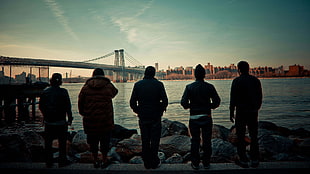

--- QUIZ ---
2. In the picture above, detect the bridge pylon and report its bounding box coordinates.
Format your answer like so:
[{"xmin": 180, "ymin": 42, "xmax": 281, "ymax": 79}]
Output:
[{"xmin": 113, "ymin": 49, "xmax": 126, "ymax": 82}]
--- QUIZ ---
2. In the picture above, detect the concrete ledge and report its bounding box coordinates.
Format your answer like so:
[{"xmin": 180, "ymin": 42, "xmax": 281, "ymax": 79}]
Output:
[{"xmin": 0, "ymin": 162, "xmax": 309, "ymax": 174}]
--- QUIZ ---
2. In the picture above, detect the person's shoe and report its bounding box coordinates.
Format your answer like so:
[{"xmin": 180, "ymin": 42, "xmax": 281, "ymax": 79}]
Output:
[
  {"xmin": 203, "ymin": 163, "xmax": 210, "ymax": 169},
  {"xmin": 235, "ymin": 159, "xmax": 249, "ymax": 168},
  {"xmin": 151, "ymin": 160, "xmax": 161, "ymax": 169},
  {"xmin": 46, "ymin": 163, "xmax": 54, "ymax": 168},
  {"xmin": 101, "ymin": 160, "xmax": 111, "ymax": 169},
  {"xmin": 59, "ymin": 160, "xmax": 72, "ymax": 168},
  {"xmin": 250, "ymin": 160, "xmax": 259, "ymax": 168},
  {"xmin": 93, "ymin": 161, "xmax": 100, "ymax": 168},
  {"xmin": 191, "ymin": 162, "xmax": 200, "ymax": 170},
  {"xmin": 144, "ymin": 162, "xmax": 152, "ymax": 169}
]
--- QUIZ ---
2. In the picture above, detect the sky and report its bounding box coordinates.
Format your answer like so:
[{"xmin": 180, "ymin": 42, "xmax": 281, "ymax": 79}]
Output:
[{"xmin": 0, "ymin": 0, "xmax": 309, "ymax": 75}]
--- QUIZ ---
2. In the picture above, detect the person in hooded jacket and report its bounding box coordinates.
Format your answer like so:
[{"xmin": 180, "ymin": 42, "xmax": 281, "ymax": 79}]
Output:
[
  {"xmin": 78, "ymin": 68, "xmax": 118, "ymax": 168},
  {"xmin": 130, "ymin": 66, "xmax": 168, "ymax": 169},
  {"xmin": 39, "ymin": 73, "xmax": 73, "ymax": 168}
]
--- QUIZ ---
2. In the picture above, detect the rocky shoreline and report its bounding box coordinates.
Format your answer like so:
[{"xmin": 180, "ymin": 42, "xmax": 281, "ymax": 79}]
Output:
[{"xmin": 0, "ymin": 118, "xmax": 309, "ymax": 164}]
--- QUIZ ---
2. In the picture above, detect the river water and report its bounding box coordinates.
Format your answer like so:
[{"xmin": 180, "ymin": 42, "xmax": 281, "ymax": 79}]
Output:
[{"xmin": 64, "ymin": 78, "xmax": 310, "ymax": 132}]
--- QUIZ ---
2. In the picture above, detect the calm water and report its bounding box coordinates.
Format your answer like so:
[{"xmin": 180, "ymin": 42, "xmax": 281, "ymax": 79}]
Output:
[{"xmin": 64, "ymin": 78, "xmax": 310, "ymax": 132}]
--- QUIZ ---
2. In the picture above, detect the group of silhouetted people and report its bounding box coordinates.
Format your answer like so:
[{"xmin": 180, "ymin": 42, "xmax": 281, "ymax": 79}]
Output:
[{"xmin": 39, "ymin": 60, "xmax": 262, "ymax": 170}]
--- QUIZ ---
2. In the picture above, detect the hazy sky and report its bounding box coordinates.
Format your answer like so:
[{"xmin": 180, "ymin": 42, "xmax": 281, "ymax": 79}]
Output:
[{"xmin": 1, "ymin": 0, "xmax": 309, "ymax": 72}]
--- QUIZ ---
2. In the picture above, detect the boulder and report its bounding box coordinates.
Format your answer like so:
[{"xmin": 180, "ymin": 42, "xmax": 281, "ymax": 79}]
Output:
[
  {"xmin": 115, "ymin": 134, "xmax": 142, "ymax": 162},
  {"xmin": 71, "ymin": 130, "xmax": 89, "ymax": 152},
  {"xmin": 165, "ymin": 153, "xmax": 183, "ymax": 163},
  {"xmin": 160, "ymin": 135, "xmax": 190, "ymax": 157},
  {"xmin": 161, "ymin": 119, "xmax": 189, "ymax": 137},
  {"xmin": 0, "ymin": 134, "xmax": 31, "ymax": 162},
  {"xmin": 129, "ymin": 156, "xmax": 143, "ymax": 164},
  {"xmin": 212, "ymin": 124, "xmax": 230, "ymax": 140},
  {"xmin": 211, "ymin": 138, "xmax": 237, "ymax": 162},
  {"xmin": 112, "ymin": 124, "xmax": 138, "ymax": 140},
  {"xmin": 259, "ymin": 134, "xmax": 294, "ymax": 154}
]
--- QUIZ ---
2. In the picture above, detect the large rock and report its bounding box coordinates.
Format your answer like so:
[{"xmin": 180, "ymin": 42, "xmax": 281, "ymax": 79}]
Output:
[
  {"xmin": 0, "ymin": 134, "xmax": 31, "ymax": 162},
  {"xmin": 161, "ymin": 119, "xmax": 189, "ymax": 137},
  {"xmin": 71, "ymin": 130, "xmax": 89, "ymax": 152},
  {"xmin": 212, "ymin": 124, "xmax": 230, "ymax": 140},
  {"xmin": 112, "ymin": 124, "xmax": 138, "ymax": 140},
  {"xmin": 115, "ymin": 134, "xmax": 142, "ymax": 162},
  {"xmin": 211, "ymin": 138, "xmax": 237, "ymax": 162},
  {"xmin": 160, "ymin": 135, "xmax": 190, "ymax": 157},
  {"xmin": 165, "ymin": 153, "xmax": 183, "ymax": 163},
  {"xmin": 259, "ymin": 134, "xmax": 294, "ymax": 155}
]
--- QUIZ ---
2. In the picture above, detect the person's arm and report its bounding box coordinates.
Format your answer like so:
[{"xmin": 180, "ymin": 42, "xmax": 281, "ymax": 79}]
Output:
[
  {"xmin": 210, "ymin": 85, "xmax": 221, "ymax": 109},
  {"xmin": 64, "ymin": 89, "xmax": 73, "ymax": 125},
  {"xmin": 181, "ymin": 86, "xmax": 190, "ymax": 109},
  {"xmin": 229, "ymin": 80, "xmax": 237, "ymax": 123},
  {"xmin": 78, "ymin": 88, "xmax": 86, "ymax": 116},
  {"xmin": 109, "ymin": 83, "xmax": 118, "ymax": 98},
  {"xmin": 129, "ymin": 84, "xmax": 139, "ymax": 114},
  {"xmin": 160, "ymin": 82, "xmax": 168, "ymax": 112}
]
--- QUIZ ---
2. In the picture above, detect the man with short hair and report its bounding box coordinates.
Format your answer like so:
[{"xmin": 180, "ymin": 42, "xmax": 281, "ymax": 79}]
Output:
[
  {"xmin": 230, "ymin": 61, "xmax": 263, "ymax": 168},
  {"xmin": 130, "ymin": 66, "xmax": 168, "ymax": 169},
  {"xmin": 39, "ymin": 73, "xmax": 73, "ymax": 168},
  {"xmin": 181, "ymin": 64, "xmax": 221, "ymax": 170}
]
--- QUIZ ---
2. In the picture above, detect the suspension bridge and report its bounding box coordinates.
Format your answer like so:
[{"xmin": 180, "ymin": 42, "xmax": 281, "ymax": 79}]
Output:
[{"xmin": 0, "ymin": 49, "xmax": 160, "ymax": 83}]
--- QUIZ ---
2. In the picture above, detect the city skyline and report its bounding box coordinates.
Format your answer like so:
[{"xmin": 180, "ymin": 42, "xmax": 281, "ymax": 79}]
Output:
[{"xmin": 0, "ymin": 0, "xmax": 309, "ymax": 71}]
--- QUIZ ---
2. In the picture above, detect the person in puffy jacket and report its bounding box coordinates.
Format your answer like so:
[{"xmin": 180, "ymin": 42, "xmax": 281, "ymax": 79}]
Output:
[
  {"xmin": 181, "ymin": 64, "xmax": 221, "ymax": 170},
  {"xmin": 78, "ymin": 68, "xmax": 118, "ymax": 168},
  {"xmin": 39, "ymin": 73, "xmax": 73, "ymax": 168},
  {"xmin": 130, "ymin": 66, "xmax": 168, "ymax": 169}
]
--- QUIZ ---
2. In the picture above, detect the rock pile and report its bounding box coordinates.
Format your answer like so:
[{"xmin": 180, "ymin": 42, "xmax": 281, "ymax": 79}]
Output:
[{"xmin": 1, "ymin": 119, "xmax": 309, "ymax": 164}]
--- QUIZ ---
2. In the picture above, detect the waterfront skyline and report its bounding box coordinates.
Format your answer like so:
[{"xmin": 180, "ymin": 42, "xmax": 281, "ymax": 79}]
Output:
[{"xmin": 0, "ymin": 0, "xmax": 309, "ymax": 71}]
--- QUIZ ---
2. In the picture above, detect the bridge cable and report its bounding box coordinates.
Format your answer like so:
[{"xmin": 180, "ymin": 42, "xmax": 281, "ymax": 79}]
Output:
[
  {"xmin": 82, "ymin": 52, "xmax": 114, "ymax": 63},
  {"xmin": 125, "ymin": 52, "xmax": 144, "ymax": 67}
]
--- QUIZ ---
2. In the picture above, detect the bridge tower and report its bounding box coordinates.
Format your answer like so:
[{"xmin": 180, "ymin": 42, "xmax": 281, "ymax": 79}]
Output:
[{"xmin": 113, "ymin": 49, "xmax": 126, "ymax": 82}]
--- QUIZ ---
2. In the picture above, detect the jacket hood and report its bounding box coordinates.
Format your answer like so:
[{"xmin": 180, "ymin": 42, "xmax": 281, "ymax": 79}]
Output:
[{"xmin": 85, "ymin": 75, "xmax": 111, "ymax": 88}]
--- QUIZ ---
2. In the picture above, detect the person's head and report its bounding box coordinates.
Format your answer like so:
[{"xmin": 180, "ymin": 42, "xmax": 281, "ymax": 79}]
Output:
[
  {"xmin": 144, "ymin": 66, "xmax": 156, "ymax": 79},
  {"xmin": 92, "ymin": 68, "xmax": 105, "ymax": 77},
  {"xmin": 50, "ymin": 73, "xmax": 62, "ymax": 87},
  {"xmin": 194, "ymin": 64, "xmax": 206, "ymax": 80},
  {"xmin": 237, "ymin": 61, "xmax": 250, "ymax": 74}
]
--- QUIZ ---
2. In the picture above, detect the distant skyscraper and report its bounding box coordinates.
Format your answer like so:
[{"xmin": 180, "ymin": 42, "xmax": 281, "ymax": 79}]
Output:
[{"xmin": 155, "ymin": 63, "xmax": 159, "ymax": 72}]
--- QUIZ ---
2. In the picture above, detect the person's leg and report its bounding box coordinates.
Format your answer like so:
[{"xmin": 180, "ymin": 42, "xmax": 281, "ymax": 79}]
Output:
[
  {"xmin": 139, "ymin": 119, "xmax": 152, "ymax": 169},
  {"xmin": 201, "ymin": 117, "xmax": 212, "ymax": 168},
  {"xmin": 58, "ymin": 125, "xmax": 69, "ymax": 167},
  {"xmin": 44, "ymin": 125, "xmax": 55, "ymax": 167},
  {"xmin": 189, "ymin": 119, "xmax": 201, "ymax": 168},
  {"xmin": 248, "ymin": 112, "xmax": 259, "ymax": 167},
  {"xmin": 150, "ymin": 119, "xmax": 161, "ymax": 168},
  {"xmin": 87, "ymin": 134, "xmax": 100, "ymax": 168},
  {"xmin": 235, "ymin": 111, "xmax": 249, "ymax": 168},
  {"xmin": 99, "ymin": 131, "xmax": 112, "ymax": 168}
]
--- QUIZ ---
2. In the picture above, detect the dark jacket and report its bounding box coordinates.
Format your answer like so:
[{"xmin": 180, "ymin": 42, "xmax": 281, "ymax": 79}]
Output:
[
  {"xmin": 78, "ymin": 76, "xmax": 118, "ymax": 134},
  {"xmin": 230, "ymin": 74, "xmax": 262, "ymax": 112},
  {"xmin": 39, "ymin": 86, "xmax": 73, "ymax": 124},
  {"xmin": 130, "ymin": 78, "xmax": 168, "ymax": 120},
  {"xmin": 181, "ymin": 80, "xmax": 221, "ymax": 115}
]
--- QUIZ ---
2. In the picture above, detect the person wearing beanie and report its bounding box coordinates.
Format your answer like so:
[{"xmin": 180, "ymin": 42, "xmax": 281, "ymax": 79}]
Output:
[
  {"xmin": 78, "ymin": 68, "xmax": 118, "ymax": 168},
  {"xmin": 230, "ymin": 61, "xmax": 262, "ymax": 168},
  {"xmin": 181, "ymin": 64, "xmax": 221, "ymax": 170},
  {"xmin": 130, "ymin": 66, "xmax": 168, "ymax": 169},
  {"xmin": 39, "ymin": 73, "xmax": 73, "ymax": 168}
]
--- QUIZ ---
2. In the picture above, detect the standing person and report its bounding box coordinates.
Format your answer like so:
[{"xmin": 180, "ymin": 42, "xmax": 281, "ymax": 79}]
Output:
[
  {"xmin": 230, "ymin": 61, "xmax": 262, "ymax": 168},
  {"xmin": 39, "ymin": 73, "xmax": 73, "ymax": 168},
  {"xmin": 181, "ymin": 64, "xmax": 221, "ymax": 170},
  {"xmin": 130, "ymin": 66, "xmax": 168, "ymax": 169},
  {"xmin": 78, "ymin": 68, "xmax": 118, "ymax": 168}
]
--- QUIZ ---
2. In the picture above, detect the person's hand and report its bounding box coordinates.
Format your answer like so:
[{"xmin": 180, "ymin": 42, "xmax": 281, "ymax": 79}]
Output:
[{"xmin": 230, "ymin": 112, "xmax": 235, "ymax": 123}]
